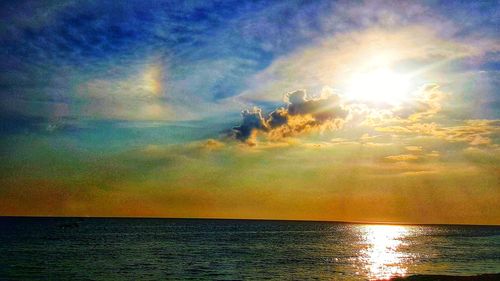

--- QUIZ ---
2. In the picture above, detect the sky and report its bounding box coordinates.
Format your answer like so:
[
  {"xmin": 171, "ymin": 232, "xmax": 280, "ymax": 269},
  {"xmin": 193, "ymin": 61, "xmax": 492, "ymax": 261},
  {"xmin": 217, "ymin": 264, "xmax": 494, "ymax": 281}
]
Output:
[{"xmin": 0, "ymin": 0, "xmax": 499, "ymax": 224}]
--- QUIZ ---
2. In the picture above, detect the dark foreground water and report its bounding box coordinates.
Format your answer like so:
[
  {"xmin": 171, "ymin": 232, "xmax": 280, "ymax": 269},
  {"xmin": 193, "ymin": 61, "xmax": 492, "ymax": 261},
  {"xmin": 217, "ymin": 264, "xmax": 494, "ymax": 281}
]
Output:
[{"xmin": 0, "ymin": 217, "xmax": 499, "ymax": 280}]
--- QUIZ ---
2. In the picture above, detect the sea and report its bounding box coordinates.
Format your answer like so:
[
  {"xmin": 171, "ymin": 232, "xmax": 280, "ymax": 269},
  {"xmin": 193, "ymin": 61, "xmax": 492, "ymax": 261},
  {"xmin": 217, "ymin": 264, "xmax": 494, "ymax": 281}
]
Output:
[{"xmin": 0, "ymin": 217, "xmax": 499, "ymax": 280}]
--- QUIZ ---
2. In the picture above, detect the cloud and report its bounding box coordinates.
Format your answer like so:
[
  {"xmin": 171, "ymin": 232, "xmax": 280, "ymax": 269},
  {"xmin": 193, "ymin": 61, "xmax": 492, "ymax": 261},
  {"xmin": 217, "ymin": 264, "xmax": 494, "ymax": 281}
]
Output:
[
  {"xmin": 402, "ymin": 84, "xmax": 447, "ymax": 121},
  {"xmin": 384, "ymin": 148, "xmax": 441, "ymax": 163},
  {"xmin": 233, "ymin": 89, "xmax": 348, "ymax": 144},
  {"xmin": 384, "ymin": 154, "xmax": 420, "ymax": 162},
  {"xmin": 202, "ymin": 139, "xmax": 225, "ymax": 150},
  {"xmin": 375, "ymin": 119, "xmax": 499, "ymax": 146},
  {"xmin": 232, "ymin": 107, "xmax": 267, "ymax": 144},
  {"xmin": 463, "ymin": 146, "xmax": 500, "ymax": 165},
  {"xmin": 405, "ymin": 146, "xmax": 423, "ymax": 152},
  {"xmin": 355, "ymin": 83, "xmax": 448, "ymax": 129},
  {"xmin": 426, "ymin": 151, "xmax": 440, "ymax": 158}
]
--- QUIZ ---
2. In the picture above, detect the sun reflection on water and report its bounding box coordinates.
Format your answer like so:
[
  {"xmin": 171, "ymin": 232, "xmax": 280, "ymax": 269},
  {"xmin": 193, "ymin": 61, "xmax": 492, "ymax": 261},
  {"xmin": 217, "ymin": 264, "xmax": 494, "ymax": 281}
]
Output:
[{"xmin": 359, "ymin": 225, "xmax": 411, "ymax": 280}]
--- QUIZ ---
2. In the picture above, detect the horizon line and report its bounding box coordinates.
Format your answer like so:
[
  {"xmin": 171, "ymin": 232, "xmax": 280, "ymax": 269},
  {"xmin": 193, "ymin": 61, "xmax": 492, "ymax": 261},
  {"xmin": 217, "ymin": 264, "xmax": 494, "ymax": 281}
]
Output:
[{"xmin": 1, "ymin": 215, "xmax": 499, "ymax": 227}]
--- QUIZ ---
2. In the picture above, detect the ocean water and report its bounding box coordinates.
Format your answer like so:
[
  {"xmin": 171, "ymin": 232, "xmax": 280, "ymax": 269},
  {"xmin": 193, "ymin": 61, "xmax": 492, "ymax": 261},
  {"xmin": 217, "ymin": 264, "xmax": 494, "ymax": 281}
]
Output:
[{"xmin": 0, "ymin": 218, "xmax": 499, "ymax": 280}]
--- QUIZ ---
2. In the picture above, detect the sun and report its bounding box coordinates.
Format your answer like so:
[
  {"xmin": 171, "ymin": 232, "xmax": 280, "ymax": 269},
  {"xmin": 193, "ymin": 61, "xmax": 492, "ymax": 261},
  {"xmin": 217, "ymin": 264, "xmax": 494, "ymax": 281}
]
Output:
[{"xmin": 344, "ymin": 65, "xmax": 411, "ymax": 105}]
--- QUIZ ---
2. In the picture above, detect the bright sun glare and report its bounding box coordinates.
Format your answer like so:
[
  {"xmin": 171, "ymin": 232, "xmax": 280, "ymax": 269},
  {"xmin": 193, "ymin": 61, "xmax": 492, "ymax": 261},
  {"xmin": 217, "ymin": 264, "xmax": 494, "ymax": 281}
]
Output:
[
  {"xmin": 345, "ymin": 62, "xmax": 411, "ymax": 105},
  {"xmin": 361, "ymin": 225, "xmax": 411, "ymax": 280}
]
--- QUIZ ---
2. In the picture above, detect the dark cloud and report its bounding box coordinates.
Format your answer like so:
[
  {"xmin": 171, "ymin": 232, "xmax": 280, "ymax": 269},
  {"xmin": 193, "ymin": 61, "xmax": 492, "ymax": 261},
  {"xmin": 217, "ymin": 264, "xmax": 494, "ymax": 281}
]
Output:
[
  {"xmin": 233, "ymin": 89, "xmax": 348, "ymax": 143},
  {"xmin": 286, "ymin": 90, "xmax": 345, "ymax": 122},
  {"xmin": 232, "ymin": 108, "xmax": 267, "ymax": 142},
  {"xmin": 267, "ymin": 107, "xmax": 288, "ymax": 128}
]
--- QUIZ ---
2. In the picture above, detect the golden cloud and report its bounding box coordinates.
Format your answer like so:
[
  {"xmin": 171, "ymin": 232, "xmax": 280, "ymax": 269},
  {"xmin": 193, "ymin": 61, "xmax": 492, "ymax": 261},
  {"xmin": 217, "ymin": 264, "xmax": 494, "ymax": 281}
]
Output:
[{"xmin": 384, "ymin": 154, "xmax": 420, "ymax": 162}]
